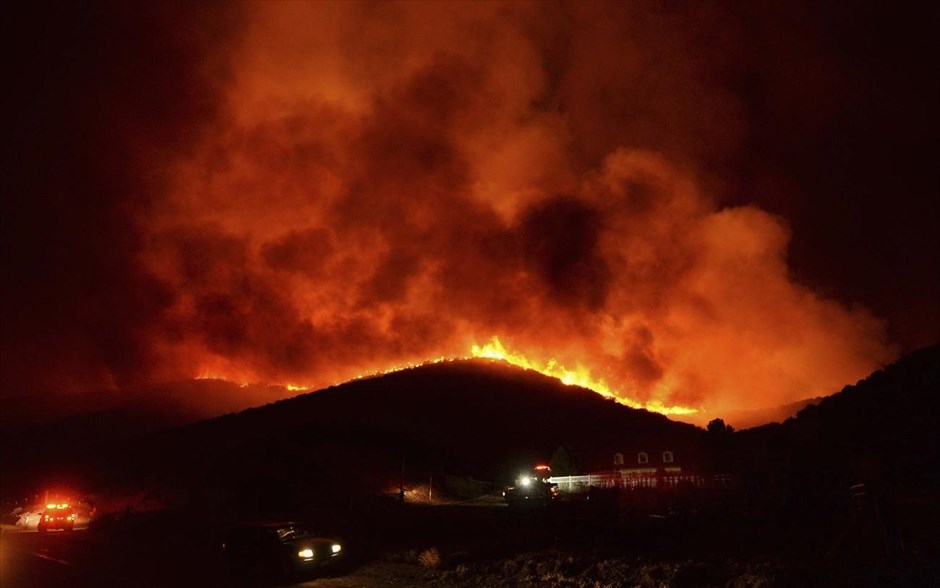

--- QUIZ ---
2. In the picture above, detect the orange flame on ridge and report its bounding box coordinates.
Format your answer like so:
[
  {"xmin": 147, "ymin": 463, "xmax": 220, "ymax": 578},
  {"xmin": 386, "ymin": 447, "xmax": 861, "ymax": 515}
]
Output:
[
  {"xmin": 469, "ymin": 337, "xmax": 699, "ymax": 416},
  {"xmin": 193, "ymin": 337, "xmax": 699, "ymax": 420},
  {"xmin": 160, "ymin": 4, "xmax": 896, "ymax": 427}
]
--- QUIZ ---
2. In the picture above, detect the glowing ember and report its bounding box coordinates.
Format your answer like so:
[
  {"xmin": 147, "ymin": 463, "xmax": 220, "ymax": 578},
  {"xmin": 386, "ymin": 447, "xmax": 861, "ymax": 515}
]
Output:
[
  {"xmin": 469, "ymin": 337, "xmax": 698, "ymax": 416},
  {"xmin": 212, "ymin": 338, "xmax": 700, "ymax": 420},
  {"xmin": 353, "ymin": 357, "xmax": 450, "ymax": 381},
  {"xmin": 196, "ymin": 371, "xmax": 252, "ymax": 389}
]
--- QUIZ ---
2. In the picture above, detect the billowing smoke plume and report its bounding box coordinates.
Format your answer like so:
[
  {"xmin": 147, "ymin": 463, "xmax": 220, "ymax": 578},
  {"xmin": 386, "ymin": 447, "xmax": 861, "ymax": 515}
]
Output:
[
  {"xmin": 131, "ymin": 2, "xmax": 893, "ymax": 419},
  {"xmin": 11, "ymin": 1, "xmax": 932, "ymax": 423}
]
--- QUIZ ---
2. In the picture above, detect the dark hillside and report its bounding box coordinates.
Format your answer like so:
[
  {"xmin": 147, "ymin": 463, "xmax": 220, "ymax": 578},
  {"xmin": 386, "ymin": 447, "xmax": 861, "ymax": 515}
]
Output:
[
  {"xmin": 734, "ymin": 343, "xmax": 940, "ymax": 554},
  {"xmin": 741, "ymin": 342, "xmax": 939, "ymax": 479},
  {"xmin": 147, "ymin": 359, "xmax": 700, "ymax": 486},
  {"xmin": 720, "ymin": 396, "xmax": 823, "ymax": 430},
  {"xmin": 2, "ymin": 360, "xmax": 701, "ymax": 511},
  {"xmin": 0, "ymin": 379, "xmax": 290, "ymax": 498}
]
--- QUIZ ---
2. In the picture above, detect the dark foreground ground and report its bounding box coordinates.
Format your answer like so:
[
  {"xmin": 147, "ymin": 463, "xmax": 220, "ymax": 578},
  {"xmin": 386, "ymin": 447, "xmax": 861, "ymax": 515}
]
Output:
[{"xmin": 3, "ymin": 494, "xmax": 938, "ymax": 588}]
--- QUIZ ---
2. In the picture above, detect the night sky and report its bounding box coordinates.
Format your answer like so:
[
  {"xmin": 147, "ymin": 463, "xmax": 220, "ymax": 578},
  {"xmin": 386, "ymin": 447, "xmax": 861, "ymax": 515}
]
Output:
[{"xmin": 3, "ymin": 2, "xmax": 937, "ymax": 421}]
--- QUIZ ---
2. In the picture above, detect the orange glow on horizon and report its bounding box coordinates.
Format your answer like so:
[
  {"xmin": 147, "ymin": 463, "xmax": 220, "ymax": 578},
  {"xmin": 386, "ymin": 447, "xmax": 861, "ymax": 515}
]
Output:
[
  {"xmin": 134, "ymin": 4, "xmax": 896, "ymax": 430},
  {"xmin": 469, "ymin": 337, "xmax": 699, "ymax": 417},
  {"xmin": 190, "ymin": 337, "xmax": 701, "ymax": 421}
]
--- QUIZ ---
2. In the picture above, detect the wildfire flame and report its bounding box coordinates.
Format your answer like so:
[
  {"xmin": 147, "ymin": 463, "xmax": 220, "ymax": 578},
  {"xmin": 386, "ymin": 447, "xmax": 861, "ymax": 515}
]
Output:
[
  {"xmin": 469, "ymin": 337, "xmax": 699, "ymax": 416},
  {"xmin": 6, "ymin": 2, "xmax": 920, "ymax": 437},
  {"xmin": 196, "ymin": 337, "xmax": 699, "ymax": 420},
  {"xmin": 120, "ymin": 3, "xmax": 895, "ymax": 429}
]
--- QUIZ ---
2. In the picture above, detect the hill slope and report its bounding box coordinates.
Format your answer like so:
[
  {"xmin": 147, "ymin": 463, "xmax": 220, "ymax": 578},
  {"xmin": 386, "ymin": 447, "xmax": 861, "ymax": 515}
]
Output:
[
  {"xmin": 160, "ymin": 358, "xmax": 701, "ymax": 476},
  {"xmin": 32, "ymin": 359, "xmax": 689, "ymax": 514},
  {"xmin": 3, "ymin": 359, "xmax": 703, "ymax": 508},
  {"xmin": 734, "ymin": 343, "xmax": 940, "ymax": 524}
]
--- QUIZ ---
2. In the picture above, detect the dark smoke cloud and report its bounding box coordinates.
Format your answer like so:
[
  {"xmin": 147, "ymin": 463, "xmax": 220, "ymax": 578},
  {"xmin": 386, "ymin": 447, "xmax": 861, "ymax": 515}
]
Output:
[
  {"xmin": 3, "ymin": 3, "xmax": 243, "ymax": 395},
  {"xmin": 520, "ymin": 196, "xmax": 610, "ymax": 310},
  {"xmin": 4, "ymin": 1, "xmax": 936, "ymax": 422},
  {"xmin": 261, "ymin": 228, "xmax": 336, "ymax": 278}
]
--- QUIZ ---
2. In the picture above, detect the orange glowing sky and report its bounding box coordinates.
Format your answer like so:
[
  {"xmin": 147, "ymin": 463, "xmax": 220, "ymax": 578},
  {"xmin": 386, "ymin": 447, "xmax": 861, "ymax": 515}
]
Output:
[
  {"xmin": 6, "ymin": 2, "xmax": 938, "ymax": 426},
  {"xmin": 139, "ymin": 2, "xmax": 895, "ymax": 421}
]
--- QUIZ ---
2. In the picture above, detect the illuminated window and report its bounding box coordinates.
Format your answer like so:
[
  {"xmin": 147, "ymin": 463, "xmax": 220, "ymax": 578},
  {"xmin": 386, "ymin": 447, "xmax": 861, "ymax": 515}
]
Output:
[
  {"xmin": 614, "ymin": 453, "xmax": 624, "ymax": 465},
  {"xmin": 638, "ymin": 452, "xmax": 648, "ymax": 464},
  {"xmin": 663, "ymin": 451, "xmax": 674, "ymax": 463}
]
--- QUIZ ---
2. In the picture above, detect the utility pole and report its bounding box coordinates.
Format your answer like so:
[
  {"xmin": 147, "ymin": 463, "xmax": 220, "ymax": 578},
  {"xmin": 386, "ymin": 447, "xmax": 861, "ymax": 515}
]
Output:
[{"xmin": 399, "ymin": 449, "xmax": 405, "ymax": 504}]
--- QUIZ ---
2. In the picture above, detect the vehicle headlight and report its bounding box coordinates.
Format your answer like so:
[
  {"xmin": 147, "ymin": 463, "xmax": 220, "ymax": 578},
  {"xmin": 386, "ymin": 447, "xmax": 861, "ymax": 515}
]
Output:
[
  {"xmin": 520, "ymin": 477, "xmax": 531, "ymax": 487},
  {"xmin": 331, "ymin": 543, "xmax": 342, "ymax": 554},
  {"xmin": 298, "ymin": 548, "xmax": 314, "ymax": 559}
]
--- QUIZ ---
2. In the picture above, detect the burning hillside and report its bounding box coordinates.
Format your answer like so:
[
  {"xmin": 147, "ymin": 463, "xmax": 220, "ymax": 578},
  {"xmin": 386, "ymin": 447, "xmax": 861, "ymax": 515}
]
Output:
[
  {"xmin": 138, "ymin": 2, "xmax": 893, "ymax": 420},
  {"xmin": 9, "ymin": 2, "xmax": 935, "ymax": 425}
]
